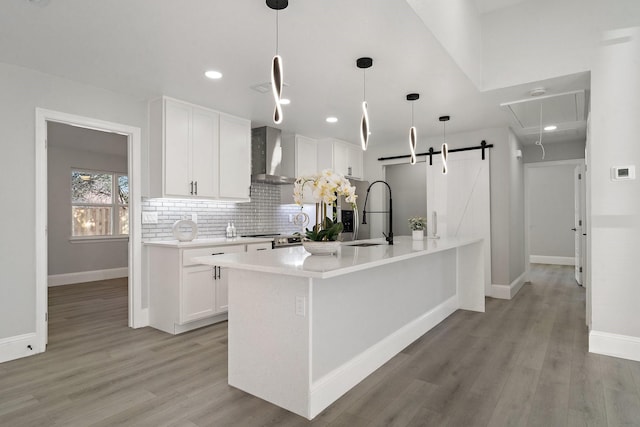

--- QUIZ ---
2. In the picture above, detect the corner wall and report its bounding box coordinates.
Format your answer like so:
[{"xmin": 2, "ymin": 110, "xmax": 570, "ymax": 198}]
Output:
[{"xmin": 589, "ymin": 27, "xmax": 640, "ymax": 361}]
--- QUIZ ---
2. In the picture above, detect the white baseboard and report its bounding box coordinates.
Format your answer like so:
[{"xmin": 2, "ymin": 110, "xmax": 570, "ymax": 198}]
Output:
[
  {"xmin": 491, "ymin": 271, "xmax": 527, "ymax": 300},
  {"xmin": 589, "ymin": 330, "xmax": 640, "ymax": 362},
  {"xmin": 309, "ymin": 295, "xmax": 458, "ymax": 419},
  {"xmin": 0, "ymin": 333, "xmax": 39, "ymax": 364},
  {"xmin": 48, "ymin": 267, "xmax": 128, "ymax": 286},
  {"xmin": 530, "ymin": 255, "xmax": 575, "ymax": 266}
]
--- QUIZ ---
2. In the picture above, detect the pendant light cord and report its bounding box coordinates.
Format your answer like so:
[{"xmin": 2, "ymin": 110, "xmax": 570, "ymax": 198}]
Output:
[
  {"xmin": 411, "ymin": 103, "xmax": 414, "ymax": 126},
  {"xmin": 275, "ymin": 10, "xmax": 279, "ymax": 54},
  {"xmin": 363, "ymin": 69, "xmax": 366, "ymax": 101}
]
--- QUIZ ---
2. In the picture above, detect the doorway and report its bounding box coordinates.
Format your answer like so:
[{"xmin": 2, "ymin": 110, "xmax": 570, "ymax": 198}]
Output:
[
  {"xmin": 524, "ymin": 159, "xmax": 586, "ymax": 283},
  {"xmin": 35, "ymin": 109, "xmax": 143, "ymax": 353}
]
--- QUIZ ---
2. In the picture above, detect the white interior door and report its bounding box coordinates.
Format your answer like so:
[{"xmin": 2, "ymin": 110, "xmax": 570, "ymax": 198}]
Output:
[{"xmin": 427, "ymin": 150, "xmax": 492, "ymax": 295}]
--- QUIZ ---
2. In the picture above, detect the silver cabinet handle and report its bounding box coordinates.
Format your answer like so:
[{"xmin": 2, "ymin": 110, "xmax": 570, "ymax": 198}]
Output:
[
  {"xmin": 190, "ymin": 181, "xmax": 194, "ymax": 195},
  {"xmin": 194, "ymin": 181, "xmax": 198, "ymax": 195}
]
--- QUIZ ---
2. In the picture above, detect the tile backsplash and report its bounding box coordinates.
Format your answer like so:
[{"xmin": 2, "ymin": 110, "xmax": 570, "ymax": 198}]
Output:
[{"xmin": 142, "ymin": 183, "xmax": 303, "ymax": 240}]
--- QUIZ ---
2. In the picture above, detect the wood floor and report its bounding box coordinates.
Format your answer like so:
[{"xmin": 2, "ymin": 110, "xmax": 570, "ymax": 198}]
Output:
[{"xmin": 2, "ymin": 265, "xmax": 640, "ymax": 426}]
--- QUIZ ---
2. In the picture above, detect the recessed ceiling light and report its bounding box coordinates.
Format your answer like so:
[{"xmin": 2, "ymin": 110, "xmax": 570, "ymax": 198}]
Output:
[
  {"xmin": 280, "ymin": 98, "xmax": 290, "ymax": 105},
  {"xmin": 326, "ymin": 117, "xmax": 338, "ymax": 123},
  {"xmin": 544, "ymin": 125, "xmax": 557, "ymax": 131},
  {"xmin": 204, "ymin": 70, "xmax": 223, "ymax": 80}
]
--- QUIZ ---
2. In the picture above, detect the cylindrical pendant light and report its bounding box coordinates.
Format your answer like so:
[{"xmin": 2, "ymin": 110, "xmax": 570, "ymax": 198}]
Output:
[
  {"xmin": 406, "ymin": 93, "xmax": 419, "ymax": 165},
  {"xmin": 357, "ymin": 57, "xmax": 373, "ymax": 151},
  {"xmin": 439, "ymin": 115, "xmax": 450, "ymax": 175},
  {"xmin": 267, "ymin": 0, "xmax": 288, "ymax": 124}
]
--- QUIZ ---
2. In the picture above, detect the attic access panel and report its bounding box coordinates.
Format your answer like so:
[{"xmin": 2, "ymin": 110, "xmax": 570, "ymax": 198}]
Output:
[{"xmin": 501, "ymin": 90, "xmax": 587, "ymax": 130}]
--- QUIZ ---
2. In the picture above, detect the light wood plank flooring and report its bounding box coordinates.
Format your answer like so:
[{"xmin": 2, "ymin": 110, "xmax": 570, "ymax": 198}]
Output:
[{"xmin": 2, "ymin": 266, "xmax": 640, "ymax": 426}]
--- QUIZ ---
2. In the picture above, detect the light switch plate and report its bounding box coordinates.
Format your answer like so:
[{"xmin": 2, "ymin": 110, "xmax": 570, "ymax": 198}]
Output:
[{"xmin": 142, "ymin": 212, "xmax": 158, "ymax": 224}]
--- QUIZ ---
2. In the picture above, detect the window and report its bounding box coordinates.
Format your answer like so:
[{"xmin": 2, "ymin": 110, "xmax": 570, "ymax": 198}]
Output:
[{"xmin": 71, "ymin": 169, "xmax": 128, "ymax": 238}]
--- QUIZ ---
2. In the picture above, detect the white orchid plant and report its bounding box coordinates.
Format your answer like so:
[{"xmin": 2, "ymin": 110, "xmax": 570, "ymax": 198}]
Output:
[{"xmin": 293, "ymin": 169, "xmax": 358, "ymax": 241}]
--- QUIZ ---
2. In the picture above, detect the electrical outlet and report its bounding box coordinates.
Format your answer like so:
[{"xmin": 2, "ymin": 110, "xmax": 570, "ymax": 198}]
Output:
[
  {"xmin": 289, "ymin": 214, "xmax": 294, "ymax": 223},
  {"xmin": 191, "ymin": 213, "xmax": 198, "ymax": 223},
  {"xmin": 142, "ymin": 212, "xmax": 158, "ymax": 224},
  {"xmin": 295, "ymin": 296, "xmax": 306, "ymax": 316}
]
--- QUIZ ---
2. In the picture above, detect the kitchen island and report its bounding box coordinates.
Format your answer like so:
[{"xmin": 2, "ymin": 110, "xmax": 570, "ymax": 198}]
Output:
[{"xmin": 194, "ymin": 236, "xmax": 485, "ymax": 419}]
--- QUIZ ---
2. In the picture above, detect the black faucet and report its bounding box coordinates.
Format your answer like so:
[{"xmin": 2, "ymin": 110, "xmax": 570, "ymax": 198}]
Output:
[{"xmin": 361, "ymin": 180, "xmax": 393, "ymax": 245}]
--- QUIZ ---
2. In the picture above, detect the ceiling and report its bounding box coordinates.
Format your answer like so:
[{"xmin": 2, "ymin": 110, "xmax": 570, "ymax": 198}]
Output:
[{"xmin": 1, "ymin": 0, "xmax": 588, "ymax": 149}]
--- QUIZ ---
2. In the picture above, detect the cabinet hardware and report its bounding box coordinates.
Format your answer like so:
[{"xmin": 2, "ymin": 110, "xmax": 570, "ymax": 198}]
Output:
[
  {"xmin": 217, "ymin": 266, "xmax": 221, "ymax": 280},
  {"xmin": 195, "ymin": 181, "xmax": 198, "ymax": 195},
  {"xmin": 257, "ymin": 248, "xmax": 267, "ymax": 251},
  {"xmin": 212, "ymin": 266, "xmax": 217, "ymax": 279},
  {"xmin": 571, "ymin": 228, "xmax": 577, "ymax": 231},
  {"xmin": 348, "ymin": 166, "xmax": 352, "ymax": 176},
  {"xmin": 190, "ymin": 181, "xmax": 194, "ymax": 195},
  {"xmin": 211, "ymin": 252, "xmax": 224, "ymax": 256}
]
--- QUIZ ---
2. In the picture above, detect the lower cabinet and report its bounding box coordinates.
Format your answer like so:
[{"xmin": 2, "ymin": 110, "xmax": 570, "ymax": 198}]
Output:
[{"xmin": 148, "ymin": 243, "xmax": 246, "ymax": 334}]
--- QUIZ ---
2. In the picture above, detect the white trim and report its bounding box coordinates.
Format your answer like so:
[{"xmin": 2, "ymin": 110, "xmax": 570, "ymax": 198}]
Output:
[
  {"xmin": 530, "ymin": 255, "xmax": 575, "ymax": 265},
  {"xmin": 308, "ymin": 295, "xmax": 458, "ymax": 419},
  {"xmin": 590, "ymin": 330, "xmax": 640, "ymax": 362},
  {"xmin": 48, "ymin": 267, "xmax": 128, "ymax": 287},
  {"xmin": 491, "ymin": 271, "xmax": 527, "ymax": 300},
  {"xmin": 35, "ymin": 108, "xmax": 145, "ymax": 356},
  {"xmin": 0, "ymin": 333, "xmax": 38, "ymax": 364}
]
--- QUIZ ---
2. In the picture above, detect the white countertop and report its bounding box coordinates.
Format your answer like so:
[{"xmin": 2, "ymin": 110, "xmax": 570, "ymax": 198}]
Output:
[
  {"xmin": 143, "ymin": 237, "xmax": 274, "ymax": 248},
  {"xmin": 193, "ymin": 236, "xmax": 482, "ymax": 278}
]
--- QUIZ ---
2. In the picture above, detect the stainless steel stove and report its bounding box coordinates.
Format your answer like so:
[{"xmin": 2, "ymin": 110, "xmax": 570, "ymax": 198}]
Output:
[{"xmin": 242, "ymin": 233, "xmax": 302, "ymax": 248}]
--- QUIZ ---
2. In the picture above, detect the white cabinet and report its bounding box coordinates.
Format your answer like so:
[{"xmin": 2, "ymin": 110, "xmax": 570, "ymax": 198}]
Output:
[
  {"xmin": 317, "ymin": 138, "xmax": 363, "ymax": 180},
  {"xmin": 149, "ymin": 97, "xmax": 250, "ymax": 200},
  {"xmin": 148, "ymin": 242, "xmax": 246, "ymax": 334},
  {"xmin": 219, "ymin": 114, "xmax": 251, "ymax": 200},
  {"xmin": 281, "ymin": 134, "xmax": 319, "ymax": 204}
]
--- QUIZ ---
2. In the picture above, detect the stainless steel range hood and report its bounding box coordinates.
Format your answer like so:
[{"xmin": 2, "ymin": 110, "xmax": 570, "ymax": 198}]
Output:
[{"xmin": 251, "ymin": 126, "xmax": 296, "ymax": 185}]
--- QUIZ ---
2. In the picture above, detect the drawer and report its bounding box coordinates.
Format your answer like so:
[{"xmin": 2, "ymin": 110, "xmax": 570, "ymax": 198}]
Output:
[
  {"xmin": 183, "ymin": 244, "xmax": 245, "ymax": 266},
  {"xmin": 246, "ymin": 242, "xmax": 273, "ymax": 252}
]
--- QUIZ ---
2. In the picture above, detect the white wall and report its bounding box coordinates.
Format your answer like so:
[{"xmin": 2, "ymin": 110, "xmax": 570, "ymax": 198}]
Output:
[
  {"xmin": 522, "ymin": 139, "xmax": 585, "ymax": 163},
  {"xmin": 481, "ymin": 0, "xmax": 640, "ymax": 90},
  {"xmin": 589, "ymin": 27, "xmax": 640, "ymax": 360},
  {"xmin": 0, "ymin": 61, "xmax": 147, "ymax": 341},
  {"xmin": 508, "ymin": 130, "xmax": 525, "ymax": 283},
  {"xmin": 363, "ymin": 126, "xmax": 526, "ymax": 290},
  {"xmin": 47, "ymin": 141, "xmax": 128, "ymax": 276},
  {"xmin": 528, "ymin": 165, "xmax": 576, "ymax": 258}
]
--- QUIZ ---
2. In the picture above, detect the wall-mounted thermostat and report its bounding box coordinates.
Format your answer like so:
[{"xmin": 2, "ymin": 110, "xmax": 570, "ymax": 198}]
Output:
[{"xmin": 611, "ymin": 165, "xmax": 636, "ymax": 181}]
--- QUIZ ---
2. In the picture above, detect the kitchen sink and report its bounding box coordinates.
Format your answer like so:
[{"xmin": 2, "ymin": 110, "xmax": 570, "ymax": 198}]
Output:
[{"xmin": 346, "ymin": 243, "xmax": 384, "ymax": 247}]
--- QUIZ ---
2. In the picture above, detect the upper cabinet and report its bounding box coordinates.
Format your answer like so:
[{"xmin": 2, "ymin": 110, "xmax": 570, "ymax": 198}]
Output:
[
  {"xmin": 149, "ymin": 97, "xmax": 250, "ymax": 201},
  {"xmin": 280, "ymin": 134, "xmax": 318, "ymax": 204},
  {"xmin": 219, "ymin": 114, "xmax": 251, "ymax": 200},
  {"xmin": 317, "ymin": 138, "xmax": 363, "ymax": 180}
]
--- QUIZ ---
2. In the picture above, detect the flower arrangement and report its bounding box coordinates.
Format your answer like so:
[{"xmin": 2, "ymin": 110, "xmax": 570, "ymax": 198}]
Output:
[
  {"xmin": 293, "ymin": 169, "xmax": 357, "ymax": 242},
  {"xmin": 408, "ymin": 216, "xmax": 427, "ymax": 231}
]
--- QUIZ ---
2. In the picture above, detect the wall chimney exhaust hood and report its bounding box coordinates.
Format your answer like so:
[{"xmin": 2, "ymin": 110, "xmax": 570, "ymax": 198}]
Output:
[{"xmin": 251, "ymin": 126, "xmax": 296, "ymax": 185}]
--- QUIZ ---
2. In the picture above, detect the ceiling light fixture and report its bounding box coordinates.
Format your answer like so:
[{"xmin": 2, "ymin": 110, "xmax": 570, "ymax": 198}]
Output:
[
  {"xmin": 407, "ymin": 93, "xmax": 419, "ymax": 165},
  {"xmin": 204, "ymin": 70, "xmax": 222, "ymax": 80},
  {"xmin": 439, "ymin": 116, "xmax": 450, "ymax": 175},
  {"xmin": 326, "ymin": 117, "xmax": 338, "ymax": 123},
  {"xmin": 356, "ymin": 57, "xmax": 373, "ymax": 151},
  {"xmin": 544, "ymin": 125, "xmax": 557, "ymax": 131},
  {"xmin": 267, "ymin": 0, "xmax": 288, "ymax": 124}
]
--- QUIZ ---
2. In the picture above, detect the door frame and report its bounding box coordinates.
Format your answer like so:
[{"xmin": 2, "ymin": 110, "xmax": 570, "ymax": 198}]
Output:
[
  {"xmin": 524, "ymin": 158, "xmax": 585, "ymax": 280},
  {"xmin": 35, "ymin": 108, "xmax": 144, "ymax": 352}
]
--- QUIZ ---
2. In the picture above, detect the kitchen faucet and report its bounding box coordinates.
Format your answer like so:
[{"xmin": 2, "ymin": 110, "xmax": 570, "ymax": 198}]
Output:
[{"xmin": 361, "ymin": 180, "xmax": 393, "ymax": 245}]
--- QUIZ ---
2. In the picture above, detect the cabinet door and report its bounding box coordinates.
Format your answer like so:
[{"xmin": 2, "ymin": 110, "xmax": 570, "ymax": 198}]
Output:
[
  {"xmin": 216, "ymin": 268, "xmax": 229, "ymax": 313},
  {"xmin": 295, "ymin": 135, "xmax": 318, "ymax": 176},
  {"xmin": 219, "ymin": 115, "xmax": 251, "ymax": 199},
  {"xmin": 347, "ymin": 144, "xmax": 363, "ymax": 179},
  {"xmin": 181, "ymin": 265, "xmax": 215, "ymax": 323},
  {"xmin": 164, "ymin": 100, "xmax": 192, "ymax": 197},
  {"xmin": 191, "ymin": 107, "xmax": 220, "ymax": 198},
  {"xmin": 333, "ymin": 142, "xmax": 349, "ymax": 176}
]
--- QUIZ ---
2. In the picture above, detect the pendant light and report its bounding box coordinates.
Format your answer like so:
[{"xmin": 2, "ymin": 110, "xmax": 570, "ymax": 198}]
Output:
[
  {"xmin": 357, "ymin": 57, "xmax": 373, "ymax": 151},
  {"xmin": 407, "ymin": 93, "xmax": 419, "ymax": 165},
  {"xmin": 267, "ymin": 0, "xmax": 287, "ymax": 124},
  {"xmin": 439, "ymin": 115, "xmax": 450, "ymax": 175}
]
